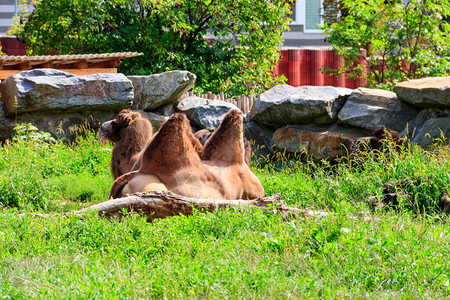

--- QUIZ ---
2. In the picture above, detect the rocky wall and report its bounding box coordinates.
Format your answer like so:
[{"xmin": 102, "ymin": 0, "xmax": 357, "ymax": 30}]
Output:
[
  {"xmin": 0, "ymin": 69, "xmax": 196, "ymax": 141},
  {"xmin": 0, "ymin": 69, "xmax": 448, "ymax": 160}
]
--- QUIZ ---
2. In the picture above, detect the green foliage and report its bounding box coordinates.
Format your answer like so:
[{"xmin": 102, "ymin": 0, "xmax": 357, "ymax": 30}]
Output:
[
  {"xmin": 0, "ymin": 129, "xmax": 450, "ymax": 297},
  {"xmin": 12, "ymin": 123, "xmax": 56, "ymax": 144},
  {"xmin": 254, "ymin": 140, "xmax": 449, "ymax": 216},
  {"xmin": 13, "ymin": 0, "xmax": 292, "ymax": 96},
  {"xmin": 0, "ymin": 124, "xmax": 112, "ymax": 210},
  {"xmin": 322, "ymin": 0, "xmax": 450, "ymax": 89},
  {"xmin": 1, "ymin": 207, "xmax": 450, "ymax": 297},
  {"xmin": 6, "ymin": 0, "xmax": 30, "ymax": 37}
]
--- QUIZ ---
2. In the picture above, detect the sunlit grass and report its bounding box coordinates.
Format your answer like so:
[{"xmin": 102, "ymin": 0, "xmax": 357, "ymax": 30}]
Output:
[
  {"xmin": 0, "ymin": 125, "xmax": 449, "ymax": 298},
  {"xmin": 254, "ymin": 140, "xmax": 449, "ymax": 215},
  {"xmin": 0, "ymin": 124, "xmax": 113, "ymax": 211}
]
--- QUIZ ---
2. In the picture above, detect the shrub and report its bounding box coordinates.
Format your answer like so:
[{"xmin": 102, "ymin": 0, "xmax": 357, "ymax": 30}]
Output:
[
  {"xmin": 11, "ymin": 0, "xmax": 293, "ymax": 96},
  {"xmin": 12, "ymin": 123, "xmax": 56, "ymax": 144},
  {"xmin": 322, "ymin": 0, "xmax": 450, "ymax": 89}
]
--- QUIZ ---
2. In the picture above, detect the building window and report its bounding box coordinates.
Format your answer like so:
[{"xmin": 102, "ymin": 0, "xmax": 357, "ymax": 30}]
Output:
[
  {"xmin": 290, "ymin": 0, "xmax": 337, "ymax": 33},
  {"xmin": 305, "ymin": 0, "xmax": 322, "ymax": 31}
]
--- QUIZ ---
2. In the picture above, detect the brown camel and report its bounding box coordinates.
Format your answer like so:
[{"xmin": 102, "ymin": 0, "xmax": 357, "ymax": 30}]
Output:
[
  {"xmin": 353, "ymin": 127, "xmax": 407, "ymax": 153},
  {"xmin": 194, "ymin": 128, "xmax": 252, "ymax": 166},
  {"xmin": 110, "ymin": 110, "xmax": 265, "ymax": 200},
  {"xmin": 98, "ymin": 109, "xmax": 153, "ymax": 179},
  {"xmin": 99, "ymin": 110, "xmax": 251, "ymax": 181}
]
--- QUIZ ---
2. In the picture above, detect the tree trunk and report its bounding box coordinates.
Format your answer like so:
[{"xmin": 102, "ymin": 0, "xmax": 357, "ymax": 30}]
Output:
[{"xmin": 73, "ymin": 191, "xmax": 329, "ymax": 221}]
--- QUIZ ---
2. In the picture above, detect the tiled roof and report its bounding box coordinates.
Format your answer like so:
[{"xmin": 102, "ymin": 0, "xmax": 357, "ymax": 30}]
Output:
[{"xmin": 0, "ymin": 52, "xmax": 143, "ymax": 66}]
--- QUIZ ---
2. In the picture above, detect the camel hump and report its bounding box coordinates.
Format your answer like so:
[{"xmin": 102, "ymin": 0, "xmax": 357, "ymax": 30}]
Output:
[
  {"xmin": 109, "ymin": 171, "xmax": 139, "ymax": 199},
  {"xmin": 202, "ymin": 109, "xmax": 244, "ymax": 165},
  {"xmin": 139, "ymin": 113, "xmax": 202, "ymax": 174}
]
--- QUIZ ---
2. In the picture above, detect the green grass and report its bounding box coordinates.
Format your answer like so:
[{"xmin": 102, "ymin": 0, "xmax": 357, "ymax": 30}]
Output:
[
  {"xmin": 0, "ymin": 126, "xmax": 112, "ymax": 211},
  {"xmin": 0, "ymin": 126, "xmax": 449, "ymax": 298}
]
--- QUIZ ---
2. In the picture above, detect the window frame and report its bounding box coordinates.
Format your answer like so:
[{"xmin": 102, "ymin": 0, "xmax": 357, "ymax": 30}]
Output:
[
  {"xmin": 302, "ymin": 0, "xmax": 325, "ymax": 33},
  {"xmin": 289, "ymin": 0, "xmax": 325, "ymax": 33},
  {"xmin": 288, "ymin": 0, "xmax": 304, "ymax": 25}
]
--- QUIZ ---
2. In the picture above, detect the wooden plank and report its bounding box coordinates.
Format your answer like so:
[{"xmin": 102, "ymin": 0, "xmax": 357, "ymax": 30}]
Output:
[
  {"xmin": 89, "ymin": 59, "xmax": 120, "ymax": 68},
  {"xmin": 63, "ymin": 68, "xmax": 117, "ymax": 75},
  {"xmin": 17, "ymin": 61, "xmax": 31, "ymax": 70},
  {"xmin": 0, "ymin": 68, "xmax": 117, "ymax": 80},
  {"xmin": 33, "ymin": 62, "xmax": 54, "ymax": 68},
  {"xmin": 0, "ymin": 70, "xmax": 23, "ymax": 79},
  {"xmin": 74, "ymin": 60, "xmax": 88, "ymax": 69},
  {"xmin": 103, "ymin": 59, "xmax": 119, "ymax": 68}
]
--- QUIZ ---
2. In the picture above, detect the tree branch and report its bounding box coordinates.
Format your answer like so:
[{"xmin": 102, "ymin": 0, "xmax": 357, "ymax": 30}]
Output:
[
  {"xmin": 72, "ymin": 191, "xmax": 329, "ymax": 221},
  {"xmin": 408, "ymin": 0, "xmax": 426, "ymax": 78}
]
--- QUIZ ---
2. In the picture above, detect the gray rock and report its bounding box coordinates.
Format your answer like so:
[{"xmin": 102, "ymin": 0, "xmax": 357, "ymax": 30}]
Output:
[
  {"xmin": 138, "ymin": 111, "xmax": 169, "ymax": 133},
  {"xmin": 129, "ymin": 71, "xmax": 196, "ymax": 110},
  {"xmin": 249, "ymin": 85, "xmax": 352, "ymax": 128},
  {"xmin": 338, "ymin": 87, "xmax": 419, "ymax": 132},
  {"xmin": 243, "ymin": 120, "xmax": 275, "ymax": 159},
  {"xmin": 400, "ymin": 108, "xmax": 450, "ymax": 147},
  {"xmin": 0, "ymin": 120, "xmax": 14, "ymax": 142},
  {"xmin": 151, "ymin": 100, "xmax": 180, "ymax": 117},
  {"xmin": 0, "ymin": 110, "xmax": 117, "ymax": 142},
  {"xmin": 272, "ymin": 124, "xmax": 369, "ymax": 160},
  {"xmin": 176, "ymin": 97, "xmax": 240, "ymax": 130},
  {"xmin": 394, "ymin": 76, "xmax": 450, "ymax": 108},
  {"xmin": 0, "ymin": 101, "xmax": 4, "ymax": 122},
  {"xmin": 0, "ymin": 69, "xmax": 133, "ymax": 117}
]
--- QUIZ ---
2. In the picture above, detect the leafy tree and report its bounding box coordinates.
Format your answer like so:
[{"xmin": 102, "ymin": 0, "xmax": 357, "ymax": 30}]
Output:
[
  {"xmin": 11, "ymin": 0, "xmax": 293, "ymax": 96},
  {"xmin": 322, "ymin": 0, "xmax": 450, "ymax": 89}
]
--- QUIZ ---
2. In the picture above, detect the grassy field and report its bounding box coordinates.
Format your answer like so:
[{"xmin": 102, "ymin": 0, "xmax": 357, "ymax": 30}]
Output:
[{"xmin": 0, "ymin": 125, "xmax": 449, "ymax": 298}]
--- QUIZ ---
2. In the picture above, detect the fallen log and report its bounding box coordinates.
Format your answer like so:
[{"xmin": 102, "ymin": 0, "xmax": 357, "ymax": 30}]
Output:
[{"xmin": 72, "ymin": 191, "xmax": 329, "ymax": 221}]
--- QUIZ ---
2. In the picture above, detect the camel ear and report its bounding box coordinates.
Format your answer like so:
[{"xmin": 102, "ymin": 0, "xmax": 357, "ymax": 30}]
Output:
[
  {"xmin": 139, "ymin": 113, "xmax": 201, "ymax": 174},
  {"xmin": 202, "ymin": 109, "xmax": 244, "ymax": 165}
]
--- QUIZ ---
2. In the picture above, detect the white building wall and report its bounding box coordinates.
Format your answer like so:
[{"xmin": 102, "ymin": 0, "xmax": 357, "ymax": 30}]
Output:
[{"xmin": 0, "ymin": 0, "xmax": 16, "ymax": 36}]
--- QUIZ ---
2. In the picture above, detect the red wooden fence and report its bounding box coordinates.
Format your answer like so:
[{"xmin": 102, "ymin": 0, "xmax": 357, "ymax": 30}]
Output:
[
  {"xmin": 1, "ymin": 37, "xmax": 367, "ymax": 89},
  {"xmin": 0, "ymin": 37, "xmax": 28, "ymax": 56},
  {"xmin": 273, "ymin": 48, "xmax": 367, "ymax": 89}
]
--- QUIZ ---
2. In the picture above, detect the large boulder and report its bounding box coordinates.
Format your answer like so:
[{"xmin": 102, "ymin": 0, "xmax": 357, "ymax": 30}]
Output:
[
  {"xmin": 0, "ymin": 121, "xmax": 14, "ymax": 142},
  {"xmin": 338, "ymin": 87, "xmax": 419, "ymax": 132},
  {"xmin": 0, "ymin": 101, "xmax": 4, "ymax": 122},
  {"xmin": 0, "ymin": 110, "xmax": 117, "ymax": 142},
  {"xmin": 400, "ymin": 108, "xmax": 450, "ymax": 147},
  {"xmin": 394, "ymin": 76, "xmax": 450, "ymax": 108},
  {"xmin": 272, "ymin": 124, "xmax": 369, "ymax": 160},
  {"xmin": 177, "ymin": 97, "xmax": 240, "ymax": 130},
  {"xmin": 138, "ymin": 111, "xmax": 169, "ymax": 133},
  {"xmin": 0, "ymin": 69, "xmax": 133, "ymax": 117},
  {"xmin": 243, "ymin": 120, "xmax": 276, "ymax": 159},
  {"xmin": 129, "ymin": 71, "xmax": 196, "ymax": 111},
  {"xmin": 151, "ymin": 100, "xmax": 179, "ymax": 117},
  {"xmin": 249, "ymin": 85, "xmax": 352, "ymax": 128}
]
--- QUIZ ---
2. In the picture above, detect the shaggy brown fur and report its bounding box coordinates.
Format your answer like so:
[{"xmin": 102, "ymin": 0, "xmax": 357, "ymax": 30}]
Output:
[
  {"xmin": 194, "ymin": 129, "xmax": 252, "ymax": 166},
  {"xmin": 194, "ymin": 129, "xmax": 212, "ymax": 145},
  {"xmin": 353, "ymin": 127, "xmax": 406, "ymax": 153},
  {"xmin": 99, "ymin": 109, "xmax": 153, "ymax": 179},
  {"xmin": 109, "ymin": 110, "xmax": 265, "ymax": 200}
]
